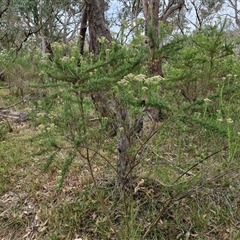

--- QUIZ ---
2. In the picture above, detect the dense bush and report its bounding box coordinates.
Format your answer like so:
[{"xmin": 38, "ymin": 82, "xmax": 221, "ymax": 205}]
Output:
[{"xmin": 1, "ymin": 24, "xmax": 240, "ymax": 239}]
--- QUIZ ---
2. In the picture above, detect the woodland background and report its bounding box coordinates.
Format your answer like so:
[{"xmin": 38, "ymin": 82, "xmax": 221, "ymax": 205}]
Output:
[{"xmin": 0, "ymin": 0, "xmax": 240, "ymax": 239}]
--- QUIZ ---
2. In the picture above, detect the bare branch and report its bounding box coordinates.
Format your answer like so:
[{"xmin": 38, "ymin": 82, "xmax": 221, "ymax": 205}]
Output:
[
  {"xmin": 79, "ymin": 4, "xmax": 88, "ymax": 54},
  {"xmin": 190, "ymin": 0, "xmax": 202, "ymax": 29},
  {"xmin": 160, "ymin": 0, "xmax": 185, "ymax": 23},
  {"xmin": 0, "ymin": 0, "xmax": 10, "ymax": 18}
]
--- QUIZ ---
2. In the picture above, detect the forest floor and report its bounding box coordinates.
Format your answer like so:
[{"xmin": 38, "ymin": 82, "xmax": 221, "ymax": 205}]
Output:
[{"xmin": 0, "ymin": 90, "xmax": 240, "ymax": 240}]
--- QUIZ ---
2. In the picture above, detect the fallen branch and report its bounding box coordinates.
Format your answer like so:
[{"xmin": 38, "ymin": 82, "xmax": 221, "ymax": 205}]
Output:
[{"xmin": 0, "ymin": 109, "xmax": 28, "ymax": 122}]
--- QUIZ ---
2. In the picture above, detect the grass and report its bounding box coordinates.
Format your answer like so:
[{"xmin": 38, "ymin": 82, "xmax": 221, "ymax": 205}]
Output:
[
  {"xmin": 1, "ymin": 71, "xmax": 240, "ymax": 239},
  {"xmin": 0, "ymin": 114, "xmax": 239, "ymax": 239}
]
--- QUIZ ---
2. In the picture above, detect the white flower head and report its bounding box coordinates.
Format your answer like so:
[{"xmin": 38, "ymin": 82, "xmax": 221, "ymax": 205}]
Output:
[
  {"xmin": 226, "ymin": 118, "xmax": 233, "ymax": 124},
  {"xmin": 98, "ymin": 36, "xmax": 107, "ymax": 43},
  {"xmin": 117, "ymin": 78, "xmax": 129, "ymax": 85},
  {"xmin": 125, "ymin": 73, "xmax": 134, "ymax": 79},
  {"xmin": 134, "ymin": 74, "xmax": 146, "ymax": 82},
  {"xmin": 119, "ymin": 127, "xmax": 124, "ymax": 132},
  {"xmin": 51, "ymin": 42, "xmax": 62, "ymax": 49},
  {"xmin": 149, "ymin": 75, "xmax": 163, "ymax": 84},
  {"xmin": 61, "ymin": 56, "xmax": 69, "ymax": 62},
  {"xmin": 204, "ymin": 98, "xmax": 211, "ymax": 103}
]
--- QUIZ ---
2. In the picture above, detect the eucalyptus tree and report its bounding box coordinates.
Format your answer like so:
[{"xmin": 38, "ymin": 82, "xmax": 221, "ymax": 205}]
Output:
[
  {"xmin": 186, "ymin": 0, "xmax": 225, "ymax": 30},
  {"xmin": 142, "ymin": 0, "xmax": 185, "ymax": 76},
  {"xmin": 106, "ymin": 1, "xmax": 185, "ymax": 76},
  {"xmin": 226, "ymin": 0, "xmax": 240, "ymax": 29},
  {"xmin": 109, "ymin": 0, "xmax": 234, "ymax": 75},
  {"xmin": 36, "ymin": 0, "xmax": 83, "ymax": 54},
  {"xmin": 0, "ymin": 0, "xmax": 82, "ymax": 53},
  {"xmin": 80, "ymin": 0, "xmax": 112, "ymax": 55}
]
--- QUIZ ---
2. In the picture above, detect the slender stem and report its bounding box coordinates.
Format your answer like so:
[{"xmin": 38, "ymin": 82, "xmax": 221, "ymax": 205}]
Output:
[
  {"xmin": 77, "ymin": 96, "xmax": 120, "ymax": 239},
  {"xmin": 142, "ymin": 198, "xmax": 173, "ymax": 240}
]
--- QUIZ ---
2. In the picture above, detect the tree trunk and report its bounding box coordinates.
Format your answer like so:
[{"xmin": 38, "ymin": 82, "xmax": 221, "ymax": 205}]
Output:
[
  {"xmin": 143, "ymin": 0, "xmax": 185, "ymax": 77},
  {"xmin": 143, "ymin": 0, "xmax": 162, "ymax": 76},
  {"xmin": 114, "ymin": 99, "xmax": 133, "ymax": 193},
  {"xmin": 82, "ymin": 0, "xmax": 142, "ymax": 194},
  {"xmin": 79, "ymin": 5, "xmax": 88, "ymax": 55},
  {"xmin": 82, "ymin": 0, "xmax": 117, "ymax": 135},
  {"xmin": 85, "ymin": 0, "xmax": 112, "ymax": 55}
]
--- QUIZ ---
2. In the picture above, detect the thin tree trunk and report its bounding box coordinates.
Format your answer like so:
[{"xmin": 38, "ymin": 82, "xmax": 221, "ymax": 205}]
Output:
[
  {"xmin": 83, "ymin": 0, "xmax": 142, "ymax": 194},
  {"xmin": 79, "ymin": 5, "xmax": 88, "ymax": 55},
  {"xmin": 115, "ymin": 99, "xmax": 132, "ymax": 192},
  {"xmin": 91, "ymin": 93, "xmax": 117, "ymax": 136},
  {"xmin": 83, "ymin": 0, "xmax": 118, "ymax": 135},
  {"xmin": 85, "ymin": 0, "xmax": 112, "ymax": 55},
  {"xmin": 143, "ymin": 0, "xmax": 184, "ymax": 77},
  {"xmin": 143, "ymin": 0, "xmax": 162, "ymax": 76}
]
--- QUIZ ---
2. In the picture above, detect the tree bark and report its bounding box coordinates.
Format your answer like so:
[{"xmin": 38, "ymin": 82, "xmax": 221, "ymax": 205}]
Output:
[
  {"xmin": 143, "ymin": 0, "xmax": 185, "ymax": 77},
  {"xmin": 114, "ymin": 99, "xmax": 133, "ymax": 192},
  {"xmin": 85, "ymin": 0, "xmax": 112, "ymax": 55},
  {"xmin": 143, "ymin": 0, "xmax": 162, "ymax": 76},
  {"xmin": 79, "ymin": 5, "xmax": 88, "ymax": 55},
  {"xmin": 83, "ymin": 0, "xmax": 142, "ymax": 194},
  {"xmin": 82, "ymin": 0, "xmax": 117, "ymax": 135},
  {"xmin": 227, "ymin": 0, "xmax": 240, "ymax": 29}
]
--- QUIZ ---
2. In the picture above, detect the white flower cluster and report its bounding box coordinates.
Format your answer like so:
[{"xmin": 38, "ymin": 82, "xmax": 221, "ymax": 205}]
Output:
[
  {"xmin": 217, "ymin": 117, "xmax": 233, "ymax": 124},
  {"xmin": 204, "ymin": 98, "xmax": 211, "ymax": 103},
  {"xmin": 226, "ymin": 118, "xmax": 233, "ymax": 124},
  {"xmin": 145, "ymin": 75, "xmax": 163, "ymax": 84},
  {"xmin": 98, "ymin": 36, "xmax": 107, "ymax": 44},
  {"xmin": 142, "ymin": 86, "xmax": 148, "ymax": 91},
  {"xmin": 60, "ymin": 56, "xmax": 69, "ymax": 62},
  {"xmin": 222, "ymin": 74, "xmax": 238, "ymax": 80},
  {"xmin": 36, "ymin": 112, "xmax": 45, "ymax": 118},
  {"xmin": 37, "ymin": 123, "xmax": 57, "ymax": 132},
  {"xmin": 133, "ymin": 74, "xmax": 146, "ymax": 82},
  {"xmin": 51, "ymin": 42, "xmax": 63, "ymax": 49},
  {"xmin": 118, "ymin": 73, "xmax": 163, "ymax": 86},
  {"xmin": 117, "ymin": 78, "xmax": 130, "ymax": 86}
]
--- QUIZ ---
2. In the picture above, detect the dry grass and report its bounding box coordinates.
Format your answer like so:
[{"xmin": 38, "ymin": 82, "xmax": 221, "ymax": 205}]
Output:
[
  {"xmin": 0, "ymin": 115, "xmax": 240, "ymax": 239},
  {"xmin": 1, "ymin": 79, "xmax": 240, "ymax": 240}
]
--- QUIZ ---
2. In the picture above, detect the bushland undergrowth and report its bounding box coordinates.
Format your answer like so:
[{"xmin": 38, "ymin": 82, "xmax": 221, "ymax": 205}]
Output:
[{"xmin": 0, "ymin": 25, "xmax": 240, "ymax": 239}]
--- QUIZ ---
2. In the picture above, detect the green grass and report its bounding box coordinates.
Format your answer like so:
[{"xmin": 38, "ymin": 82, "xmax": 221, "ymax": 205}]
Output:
[
  {"xmin": 1, "ymin": 122, "xmax": 239, "ymax": 239},
  {"xmin": 1, "ymin": 63, "xmax": 240, "ymax": 239}
]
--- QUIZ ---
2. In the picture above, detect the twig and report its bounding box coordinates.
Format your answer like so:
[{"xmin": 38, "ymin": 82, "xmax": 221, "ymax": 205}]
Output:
[
  {"xmin": 0, "ymin": 93, "xmax": 32, "ymax": 110},
  {"xmin": 153, "ymin": 151, "xmax": 195, "ymax": 176},
  {"xmin": 142, "ymin": 198, "xmax": 173, "ymax": 240},
  {"xmin": 173, "ymin": 146, "xmax": 228, "ymax": 184},
  {"xmin": 0, "ymin": 85, "xmax": 11, "ymax": 89},
  {"xmin": 142, "ymin": 146, "xmax": 229, "ymax": 239},
  {"xmin": 76, "ymin": 147, "xmax": 120, "ymax": 240}
]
